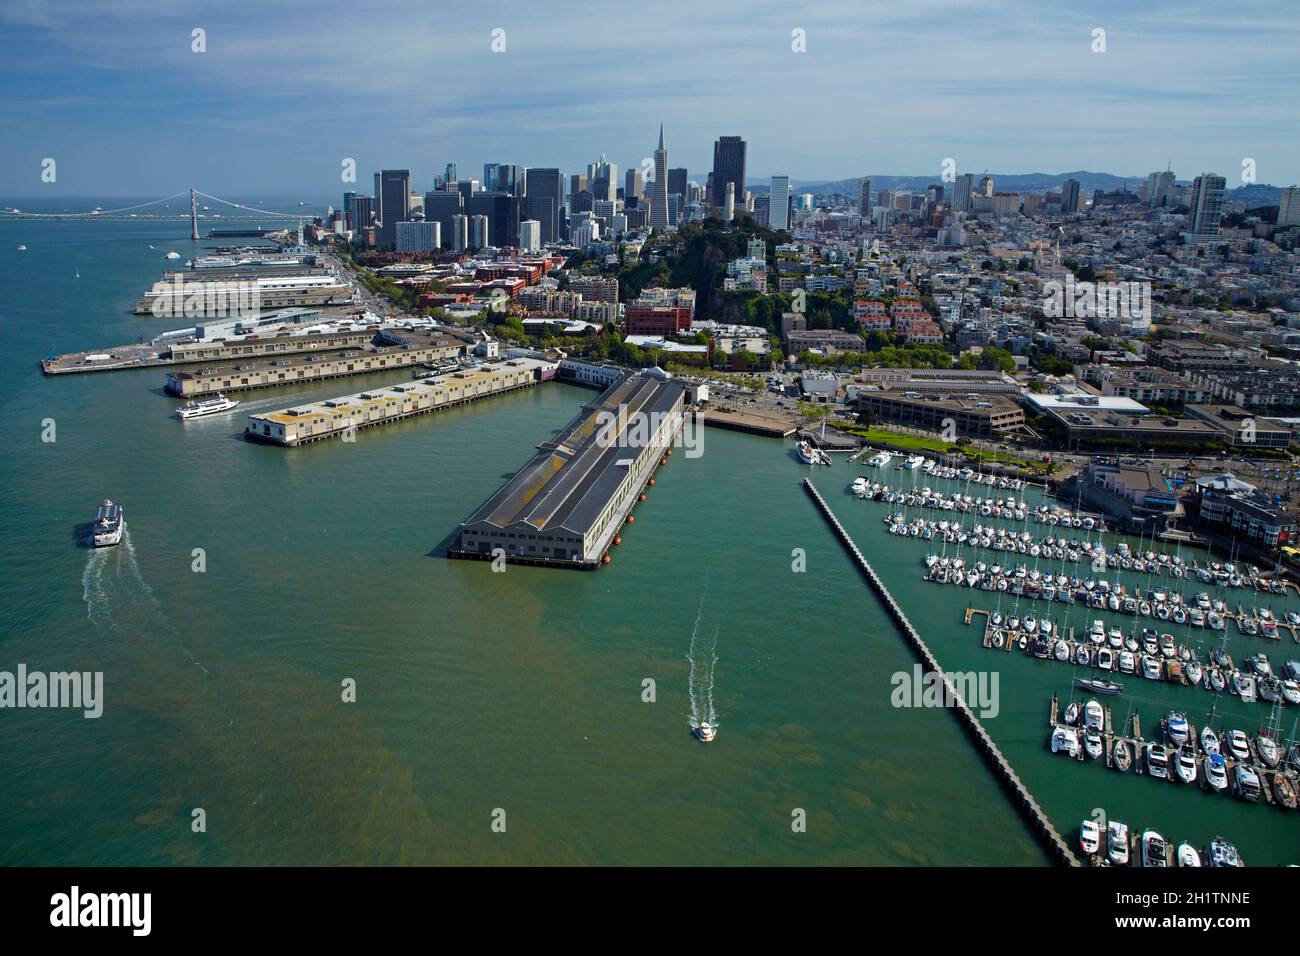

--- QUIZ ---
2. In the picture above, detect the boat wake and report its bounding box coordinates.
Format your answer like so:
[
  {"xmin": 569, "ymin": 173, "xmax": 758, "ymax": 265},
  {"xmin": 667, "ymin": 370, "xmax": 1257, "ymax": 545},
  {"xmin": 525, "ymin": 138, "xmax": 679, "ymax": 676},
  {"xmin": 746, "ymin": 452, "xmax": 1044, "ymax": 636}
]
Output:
[
  {"xmin": 82, "ymin": 532, "xmax": 208, "ymax": 673},
  {"xmin": 686, "ymin": 592, "xmax": 719, "ymax": 729}
]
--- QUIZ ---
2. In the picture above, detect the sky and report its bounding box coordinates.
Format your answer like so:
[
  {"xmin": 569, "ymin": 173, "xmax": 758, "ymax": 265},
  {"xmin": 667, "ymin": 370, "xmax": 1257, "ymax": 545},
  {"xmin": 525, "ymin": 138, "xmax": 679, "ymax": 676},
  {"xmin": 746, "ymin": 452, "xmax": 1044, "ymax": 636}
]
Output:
[{"xmin": 2, "ymin": 0, "xmax": 1298, "ymax": 199}]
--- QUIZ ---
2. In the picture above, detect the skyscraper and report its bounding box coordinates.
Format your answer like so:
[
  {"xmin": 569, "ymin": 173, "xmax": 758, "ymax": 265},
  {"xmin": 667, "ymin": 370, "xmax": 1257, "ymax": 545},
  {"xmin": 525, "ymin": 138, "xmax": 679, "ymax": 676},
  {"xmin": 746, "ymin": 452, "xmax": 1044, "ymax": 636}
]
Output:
[
  {"xmin": 769, "ymin": 175, "xmax": 791, "ymax": 231},
  {"xmin": 858, "ymin": 178, "xmax": 872, "ymax": 216},
  {"xmin": 951, "ymin": 173, "xmax": 973, "ymax": 213},
  {"xmin": 347, "ymin": 195, "xmax": 374, "ymax": 235},
  {"xmin": 710, "ymin": 136, "xmax": 746, "ymax": 208},
  {"xmin": 650, "ymin": 124, "xmax": 670, "ymax": 232},
  {"xmin": 423, "ymin": 189, "xmax": 462, "ymax": 249},
  {"xmin": 1061, "ymin": 179, "xmax": 1081, "ymax": 214},
  {"xmin": 375, "ymin": 169, "xmax": 411, "ymax": 245},
  {"xmin": 467, "ymin": 191, "xmax": 521, "ymax": 248},
  {"xmin": 523, "ymin": 167, "xmax": 564, "ymax": 243},
  {"xmin": 1188, "ymin": 173, "xmax": 1227, "ymax": 244},
  {"xmin": 1278, "ymin": 186, "xmax": 1300, "ymax": 228},
  {"xmin": 624, "ymin": 168, "xmax": 643, "ymax": 201}
]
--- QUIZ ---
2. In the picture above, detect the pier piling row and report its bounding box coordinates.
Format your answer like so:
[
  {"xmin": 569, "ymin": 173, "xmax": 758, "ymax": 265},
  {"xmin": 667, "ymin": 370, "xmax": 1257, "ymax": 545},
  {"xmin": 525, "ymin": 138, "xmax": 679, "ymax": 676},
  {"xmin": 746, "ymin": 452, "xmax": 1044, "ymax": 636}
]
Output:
[{"xmin": 803, "ymin": 478, "xmax": 1079, "ymax": 867}]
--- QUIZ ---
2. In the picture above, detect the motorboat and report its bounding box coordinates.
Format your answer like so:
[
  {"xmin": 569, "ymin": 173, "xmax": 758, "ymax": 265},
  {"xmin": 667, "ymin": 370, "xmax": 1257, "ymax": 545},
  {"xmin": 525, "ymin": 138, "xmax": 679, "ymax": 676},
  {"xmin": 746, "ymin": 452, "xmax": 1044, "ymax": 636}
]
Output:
[
  {"xmin": 1226, "ymin": 730, "xmax": 1250, "ymax": 762},
  {"xmin": 1200, "ymin": 726, "xmax": 1219, "ymax": 755},
  {"xmin": 1051, "ymin": 727, "xmax": 1080, "ymax": 757},
  {"xmin": 1141, "ymin": 656, "xmax": 1161, "ymax": 681},
  {"xmin": 91, "ymin": 499, "xmax": 124, "ymax": 547},
  {"xmin": 1075, "ymin": 677, "xmax": 1122, "ymax": 695},
  {"xmin": 1205, "ymin": 753, "xmax": 1228, "ymax": 792},
  {"xmin": 1079, "ymin": 819, "xmax": 1101, "ymax": 856},
  {"xmin": 1113, "ymin": 739, "xmax": 1132, "ymax": 772},
  {"xmin": 1209, "ymin": 836, "xmax": 1242, "ymax": 868},
  {"xmin": 1177, "ymin": 843, "xmax": 1202, "ymax": 867},
  {"xmin": 1118, "ymin": 650, "xmax": 1135, "ymax": 674},
  {"xmin": 1256, "ymin": 735, "xmax": 1280, "ymax": 768},
  {"xmin": 1064, "ymin": 701, "xmax": 1080, "ymax": 724},
  {"xmin": 1233, "ymin": 764, "xmax": 1261, "ymax": 802},
  {"xmin": 1142, "ymin": 830, "xmax": 1168, "ymax": 868},
  {"xmin": 1175, "ymin": 747, "xmax": 1198, "ymax": 784},
  {"xmin": 1107, "ymin": 820, "xmax": 1129, "ymax": 864},
  {"xmin": 692, "ymin": 721, "xmax": 717, "ymax": 742},
  {"xmin": 1084, "ymin": 730, "xmax": 1104, "ymax": 760},
  {"xmin": 1165, "ymin": 712, "xmax": 1189, "ymax": 746},
  {"xmin": 1146, "ymin": 745, "xmax": 1169, "ymax": 779}
]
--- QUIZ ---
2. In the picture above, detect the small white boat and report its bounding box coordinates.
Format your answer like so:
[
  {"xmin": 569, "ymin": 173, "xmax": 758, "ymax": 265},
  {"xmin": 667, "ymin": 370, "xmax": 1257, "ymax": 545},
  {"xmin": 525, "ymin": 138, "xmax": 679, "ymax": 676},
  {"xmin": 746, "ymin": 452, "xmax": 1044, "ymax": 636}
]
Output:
[
  {"xmin": 1209, "ymin": 836, "xmax": 1241, "ymax": 868},
  {"xmin": 1107, "ymin": 820, "xmax": 1130, "ymax": 865},
  {"xmin": 1205, "ymin": 753, "xmax": 1228, "ymax": 791},
  {"xmin": 692, "ymin": 722, "xmax": 717, "ymax": 742},
  {"xmin": 1142, "ymin": 830, "xmax": 1168, "ymax": 867},
  {"xmin": 1079, "ymin": 819, "xmax": 1101, "ymax": 856},
  {"xmin": 176, "ymin": 393, "xmax": 239, "ymax": 419},
  {"xmin": 165, "ymin": 250, "xmax": 181, "ymax": 259},
  {"xmin": 16, "ymin": 244, "xmax": 26, "ymax": 251},
  {"xmin": 1166, "ymin": 712, "xmax": 1189, "ymax": 746},
  {"xmin": 1051, "ymin": 727, "xmax": 1079, "ymax": 757},
  {"xmin": 1174, "ymin": 747, "xmax": 1198, "ymax": 784},
  {"xmin": 1177, "ymin": 843, "xmax": 1202, "ymax": 867},
  {"xmin": 1200, "ymin": 726, "xmax": 1219, "ymax": 755}
]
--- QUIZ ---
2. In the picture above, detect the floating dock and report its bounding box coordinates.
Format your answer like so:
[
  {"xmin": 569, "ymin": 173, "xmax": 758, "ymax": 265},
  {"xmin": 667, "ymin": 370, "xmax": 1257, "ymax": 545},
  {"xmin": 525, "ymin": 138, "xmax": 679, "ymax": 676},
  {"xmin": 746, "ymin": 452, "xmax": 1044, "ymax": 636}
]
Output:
[
  {"xmin": 245, "ymin": 357, "xmax": 552, "ymax": 446},
  {"xmin": 803, "ymin": 478, "xmax": 1079, "ymax": 866}
]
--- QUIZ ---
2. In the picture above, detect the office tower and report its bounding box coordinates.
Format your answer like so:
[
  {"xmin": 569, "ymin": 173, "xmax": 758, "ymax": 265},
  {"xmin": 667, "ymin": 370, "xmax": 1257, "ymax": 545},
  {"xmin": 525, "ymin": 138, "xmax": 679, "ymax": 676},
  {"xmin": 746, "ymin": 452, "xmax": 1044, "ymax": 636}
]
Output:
[
  {"xmin": 467, "ymin": 191, "xmax": 521, "ymax": 248},
  {"xmin": 624, "ymin": 168, "xmax": 644, "ymax": 201},
  {"xmin": 1278, "ymin": 186, "xmax": 1300, "ymax": 228},
  {"xmin": 858, "ymin": 178, "xmax": 872, "ymax": 216},
  {"xmin": 588, "ymin": 155, "xmax": 617, "ymax": 202},
  {"xmin": 769, "ymin": 175, "xmax": 791, "ymax": 230},
  {"xmin": 1187, "ymin": 173, "xmax": 1227, "ymax": 243},
  {"xmin": 724, "ymin": 182, "xmax": 735, "ymax": 221},
  {"xmin": 519, "ymin": 219, "xmax": 541, "ymax": 252},
  {"xmin": 926, "ymin": 184, "xmax": 944, "ymax": 206},
  {"xmin": 569, "ymin": 173, "xmax": 588, "ymax": 202},
  {"xmin": 710, "ymin": 136, "xmax": 746, "ymax": 208},
  {"xmin": 375, "ymin": 169, "xmax": 411, "ymax": 245},
  {"xmin": 469, "ymin": 214, "xmax": 490, "ymax": 249},
  {"xmin": 342, "ymin": 190, "xmax": 357, "ymax": 224},
  {"xmin": 523, "ymin": 167, "xmax": 564, "ymax": 243},
  {"xmin": 423, "ymin": 189, "xmax": 462, "ymax": 248},
  {"xmin": 668, "ymin": 167, "xmax": 688, "ymax": 202},
  {"xmin": 445, "ymin": 163, "xmax": 457, "ymax": 184},
  {"xmin": 456, "ymin": 179, "xmax": 480, "ymax": 204},
  {"xmin": 483, "ymin": 164, "xmax": 498, "ymax": 191},
  {"xmin": 496, "ymin": 164, "xmax": 524, "ymax": 198},
  {"xmin": 396, "ymin": 221, "xmax": 440, "ymax": 253},
  {"xmin": 451, "ymin": 214, "xmax": 469, "ymax": 252},
  {"xmin": 571, "ymin": 189, "xmax": 595, "ymax": 214},
  {"xmin": 978, "ymin": 175, "xmax": 994, "ymax": 198},
  {"xmin": 650, "ymin": 124, "xmax": 670, "ymax": 231},
  {"xmin": 951, "ymin": 173, "xmax": 973, "ymax": 213},
  {"xmin": 1060, "ymin": 178, "xmax": 1081, "ymax": 214},
  {"xmin": 1144, "ymin": 170, "xmax": 1177, "ymax": 207},
  {"xmin": 570, "ymin": 213, "xmax": 599, "ymax": 247},
  {"xmin": 668, "ymin": 193, "xmax": 681, "ymax": 226},
  {"xmin": 347, "ymin": 195, "xmax": 374, "ymax": 235}
]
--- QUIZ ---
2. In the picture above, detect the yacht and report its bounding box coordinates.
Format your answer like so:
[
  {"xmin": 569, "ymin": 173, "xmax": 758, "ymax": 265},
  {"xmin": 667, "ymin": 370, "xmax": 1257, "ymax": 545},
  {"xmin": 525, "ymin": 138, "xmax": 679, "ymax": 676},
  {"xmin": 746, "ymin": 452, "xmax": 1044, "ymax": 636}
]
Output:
[
  {"xmin": 1226, "ymin": 730, "xmax": 1251, "ymax": 762},
  {"xmin": 1209, "ymin": 836, "xmax": 1242, "ymax": 868},
  {"xmin": 91, "ymin": 499, "xmax": 124, "ymax": 547},
  {"xmin": 176, "ymin": 393, "xmax": 239, "ymax": 419},
  {"xmin": 796, "ymin": 440, "xmax": 831, "ymax": 466},
  {"xmin": 1256, "ymin": 735, "xmax": 1280, "ymax": 768},
  {"xmin": 1174, "ymin": 747, "xmax": 1198, "ymax": 784},
  {"xmin": 1165, "ymin": 712, "xmax": 1189, "ymax": 746},
  {"xmin": 1075, "ymin": 676, "xmax": 1123, "ymax": 695},
  {"xmin": 1142, "ymin": 830, "xmax": 1168, "ymax": 867},
  {"xmin": 1084, "ymin": 700, "xmax": 1103, "ymax": 730},
  {"xmin": 692, "ymin": 721, "xmax": 717, "ymax": 743},
  {"xmin": 1200, "ymin": 726, "xmax": 1219, "ymax": 755},
  {"xmin": 1205, "ymin": 753, "xmax": 1228, "ymax": 792},
  {"xmin": 1107, "ymin": 820, "xmax": 1130, "ymax": 865},
  {"xmin": 1233, "ymin": 764, "xmax": 1261, "ymax": 802},
  {"xmin": 1079, "ymin": 819, "xmax": 1101, "ymax": 856},
  {"xmin": 1051, "ymin": 727, "xmax": 1079, "ymax": 757},
  {"xmin": 1177, "ymin": 843, "xmax": 1202, "ymax": 867},
  {"xmin": 1146, "ymin": 745, "xmax": 1169, "ymax": 779},
  {"xmin": 165, "ymin": 250, "xmax": 181, "ymax": 259}
]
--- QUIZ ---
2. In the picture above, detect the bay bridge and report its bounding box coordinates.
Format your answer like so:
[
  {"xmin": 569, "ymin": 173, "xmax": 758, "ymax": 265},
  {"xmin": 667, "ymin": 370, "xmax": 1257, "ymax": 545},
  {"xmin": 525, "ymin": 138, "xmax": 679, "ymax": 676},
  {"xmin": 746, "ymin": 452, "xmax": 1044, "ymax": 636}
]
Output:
[{"xmin": 0, "ymin": 188, "xmax": 316, "ymax": 238}]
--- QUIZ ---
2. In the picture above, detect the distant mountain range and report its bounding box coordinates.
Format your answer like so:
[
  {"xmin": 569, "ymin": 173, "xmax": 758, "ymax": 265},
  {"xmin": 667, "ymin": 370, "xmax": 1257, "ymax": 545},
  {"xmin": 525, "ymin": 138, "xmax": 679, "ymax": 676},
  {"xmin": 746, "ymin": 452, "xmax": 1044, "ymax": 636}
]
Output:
[{"xmin": 750, "ymin": 172, "xmax": 1284, "ymax": 205}]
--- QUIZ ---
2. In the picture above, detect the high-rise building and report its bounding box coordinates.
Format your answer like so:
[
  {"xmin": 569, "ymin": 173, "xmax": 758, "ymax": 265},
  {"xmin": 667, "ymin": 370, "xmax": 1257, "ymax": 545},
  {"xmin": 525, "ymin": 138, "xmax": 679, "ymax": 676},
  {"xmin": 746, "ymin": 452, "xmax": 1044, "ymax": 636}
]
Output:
[
  {"xmin": 396, "ymin": 221, "xmax": 441, "ymax": 253},
  {"xmin": 858, "ymin": 178, "xmax": 872, "ymax": 216},
  {"xmin": 347, "ymin": 195, "xmax": 374, "ymax": 235},
  {"xmin": 1145, "ymin": 169, "xmax": 1176, "ymax": 207},
  {"xmin": 769, "ymin": 175, "xmax": 791, "ymax": 231},
  {"xmin": 978, "ymin": 176, "xmax": 994, "ymax": 198},
  {"xmin": 650, "ymin": 124, "xmax": 670, "ymax": 232},
  {"xmin": 1279, "ymin": 186, "xmax": 1300, "ymax": 228},
  {"xmin": 588, "ymin": 155, "xmax": 618, "ymax": 202},
  {"xmin": 519, "ymin": 219, "xmax": 541, "ymax": 252},
  {"xmin": 450, "ymin": 213, "xmax": 469, "ymax": 253},
  {"xmin": 483, "ymin": 164, "xmax": 498, "ymax": 191},
  {"xmin": 467, "ymin": 191, "xmax": 521, "ymax": 248},
  {"xmin": 1187, "ymin": 173, "xmax": 1227, "ymax": 244},
  {"xmin": 423, "ymin": 189, "xmax": 462, "ymax": 249},
  {"xmin": 710, "ymin": 136, "xmax": 746, "ymax": 208},
  {"xmin": 375, "ymin": 169, "xmax": 411, "ymax": 246},
  {"xmin": 951, "ymin": 173, "xmax": 973, "ymax": 213},
  {"xmin": 469, "ymin": 214, "xmax": 490, "ymax": 249},
  {"xmin": 569, "ymin": 173, "xmax": 588, "ymax": 203},
  {"xmin": 624, "ymin": 168, "xmax": 643, "ymax": 201},
  {"xmin": 523, "ymin": 168, "xmax": 564, "ymax": 243},
  {"xmin": 496, "ymin": 165, "xmax": 524, "ymax": 198},
  {"xmin": 1061, "ymin": 179, "xmax": 1081, "ymax": 214},
  {"xmin": 445, "ymin": 163, "xmax": 457, "ymax": 184}
]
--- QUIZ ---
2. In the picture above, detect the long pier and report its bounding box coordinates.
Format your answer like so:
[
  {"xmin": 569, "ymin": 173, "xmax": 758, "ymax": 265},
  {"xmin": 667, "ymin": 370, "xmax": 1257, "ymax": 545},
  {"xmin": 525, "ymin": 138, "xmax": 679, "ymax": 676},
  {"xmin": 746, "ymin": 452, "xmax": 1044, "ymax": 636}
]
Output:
[{"xmin": 802, "ymin": 478, "xmax": 1079, "ymax": 866}]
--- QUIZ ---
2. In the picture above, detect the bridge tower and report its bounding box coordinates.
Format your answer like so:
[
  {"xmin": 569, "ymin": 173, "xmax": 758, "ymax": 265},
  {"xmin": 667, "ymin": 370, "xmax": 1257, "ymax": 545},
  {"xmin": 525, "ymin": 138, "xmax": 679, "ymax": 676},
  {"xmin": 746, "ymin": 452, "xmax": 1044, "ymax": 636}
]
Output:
[{"xmin": 190, "ymin": 187, "xmax": 200, "ymax": 241}]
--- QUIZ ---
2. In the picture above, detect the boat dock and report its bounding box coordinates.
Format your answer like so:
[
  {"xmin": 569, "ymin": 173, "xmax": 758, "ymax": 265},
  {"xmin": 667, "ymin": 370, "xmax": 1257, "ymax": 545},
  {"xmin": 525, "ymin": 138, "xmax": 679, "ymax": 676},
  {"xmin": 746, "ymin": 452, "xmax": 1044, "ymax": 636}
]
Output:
[
  {"xmin": 803, "ymin": 478, "xmax": 1079, "ymax": 866},
  {"xmin": 245, "ymin": 357, "xmax": 553, "ymax": 446},
  {"xmin": 693, "ymin": 405, "xmax": 798, "ymax": 438},
  {"xmin": 1046, "ymin": 694, "xmax": 1297, "ymax": 813}
]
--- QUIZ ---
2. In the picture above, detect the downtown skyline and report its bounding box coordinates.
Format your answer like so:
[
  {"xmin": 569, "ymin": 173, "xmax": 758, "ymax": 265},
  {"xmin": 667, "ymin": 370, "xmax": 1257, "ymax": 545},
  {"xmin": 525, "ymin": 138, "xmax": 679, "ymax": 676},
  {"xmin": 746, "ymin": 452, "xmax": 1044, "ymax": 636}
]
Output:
[{"xmin": 2, "ymin": 0, "xmax": 1299, "ymax": 197}]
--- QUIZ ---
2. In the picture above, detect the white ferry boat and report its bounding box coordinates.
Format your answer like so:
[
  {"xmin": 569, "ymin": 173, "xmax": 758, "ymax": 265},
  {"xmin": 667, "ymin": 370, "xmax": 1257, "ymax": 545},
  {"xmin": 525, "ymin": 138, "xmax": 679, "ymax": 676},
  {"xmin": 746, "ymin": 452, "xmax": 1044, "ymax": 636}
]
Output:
[
  {"xmin": 176, "ymin": 393, "xmax": 239, "ymax": 419},
  {"xmin": 91, "ymin": 499, "xmax": 124, "ymax": 547}
]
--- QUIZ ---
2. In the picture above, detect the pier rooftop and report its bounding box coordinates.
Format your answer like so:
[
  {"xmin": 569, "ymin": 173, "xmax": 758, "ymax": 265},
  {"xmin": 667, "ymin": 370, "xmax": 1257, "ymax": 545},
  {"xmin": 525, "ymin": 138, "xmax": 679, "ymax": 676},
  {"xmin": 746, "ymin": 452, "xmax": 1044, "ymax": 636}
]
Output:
[
  {"xmin": 453, "ymin": 369, "xmax": 685, "ymax": 568},
  {"xmin": 165, "ymin": 329, "xmax": 462, "ymax": 397},
  {"xmin": 245, "ymin": 356, "xmax": 554, "ymax": 446}
]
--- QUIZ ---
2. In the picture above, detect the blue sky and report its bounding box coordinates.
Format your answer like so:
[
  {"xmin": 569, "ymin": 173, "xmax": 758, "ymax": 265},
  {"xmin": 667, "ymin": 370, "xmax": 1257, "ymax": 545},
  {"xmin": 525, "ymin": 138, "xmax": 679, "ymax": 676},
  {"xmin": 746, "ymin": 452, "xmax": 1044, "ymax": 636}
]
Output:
[{"xmin": 2, "ymin": 0, "xmax": 1297, "ymax": 198}]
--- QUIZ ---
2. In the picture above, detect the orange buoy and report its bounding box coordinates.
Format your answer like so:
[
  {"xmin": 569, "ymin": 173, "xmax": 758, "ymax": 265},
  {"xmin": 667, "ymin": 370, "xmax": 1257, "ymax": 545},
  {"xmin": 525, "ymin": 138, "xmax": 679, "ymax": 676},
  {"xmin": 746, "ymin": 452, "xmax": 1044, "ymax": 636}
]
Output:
[
  {"xmin": 627, "ymin": 514, "xmax": 635, "ymax": 523},
  {"xmin": 660, "ymin": 457, "xmax": 667, "ymax": 466},
  {"xmin": 601, "ymin": 554, "xmax": 611, "ymax": 565},
  {"xmin": 649, "ymin": 478, "xmax": 655, "ymax": 487},
  {"xmin": 614, "ymin": 536, "xmax": 622, "ymax": 546},
  {"xmin": 639, "ymin": 494, "xmax": 646, "ymax": 501}
]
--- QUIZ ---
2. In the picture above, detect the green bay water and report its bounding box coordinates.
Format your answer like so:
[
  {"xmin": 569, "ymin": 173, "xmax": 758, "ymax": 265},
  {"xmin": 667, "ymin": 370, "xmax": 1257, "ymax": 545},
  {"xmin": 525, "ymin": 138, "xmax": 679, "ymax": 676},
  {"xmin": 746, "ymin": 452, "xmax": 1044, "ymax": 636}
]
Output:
[{"xmin": 0, "ymin": 214, "xmax": 1291, "ymax": 865}]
